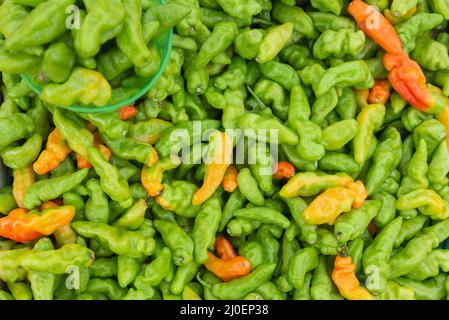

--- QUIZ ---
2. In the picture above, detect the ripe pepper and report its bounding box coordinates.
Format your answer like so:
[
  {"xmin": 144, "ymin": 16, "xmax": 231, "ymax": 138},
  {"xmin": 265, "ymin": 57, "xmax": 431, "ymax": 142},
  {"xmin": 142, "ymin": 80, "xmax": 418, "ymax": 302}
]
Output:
[
  {"xmin": 0, "ymin": 206, "xmax": 75, "ymax": 243},
  {"xmin": 192, "ymin": 131, "xmax": 232, "ymax": 205},
  {"xmin": 33, "ymin": 129, "xmax": 71, "ymax": 175},
  {"xmin": 348, "ymin": 0, "xmax": 403, "ymax": 55},
  {"xmin": 369, "ymin": 79, "xmax": 391, "ymax": 105},
  {"xmin": 12, "ymin": 166, "xmax": 35, "ymax": 209},
  {"xmin": 141, "ymin": 156, "xmax": 181, "ymax": 197},
  {"xmin": 332, "ymin": 253, "xmax": 374, "ymax": 300}
]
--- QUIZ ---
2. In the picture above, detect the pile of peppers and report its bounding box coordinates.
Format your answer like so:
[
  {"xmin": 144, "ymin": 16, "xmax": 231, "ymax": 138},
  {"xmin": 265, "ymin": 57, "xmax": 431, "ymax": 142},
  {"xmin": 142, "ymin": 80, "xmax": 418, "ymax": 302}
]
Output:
[
  {"xmin": 1, "ymin": 0, "xmax": 449, "ymax": 300},
  {"xmin": 0, "ymin": 0, "xmax": 175, "ymax": 107}
]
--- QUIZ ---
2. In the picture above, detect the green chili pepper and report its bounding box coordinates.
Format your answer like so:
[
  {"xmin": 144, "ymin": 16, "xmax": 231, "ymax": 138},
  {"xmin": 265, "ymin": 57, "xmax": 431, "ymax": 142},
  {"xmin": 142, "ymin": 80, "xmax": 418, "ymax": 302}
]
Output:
[
  {"xmin": 256, "ymin": 23, "xmax": 293, "ymax": 64},
  {"xmin": 272, "ymin": 2, "xmax": 316, "ymax": 39},
  {"xmin": 171, "ymin": 260, "xmax": 199, "ymax": 295},
  {"xmin": 334, "ymin": 200, "xmax": 381, "ymax": 244},
  {"xmin": 237, "ymin": 167, "xmax": 265, "ymax": 206},
  {"xmin": 192, "ymin": 195, "xmax": 222, "ymax": 263},
  {"xmin": 23, "ymin": 169, "xmax": 89, "ymax": 210},
  {"xmin": 153, "ymin": 219, "xmax": 194, "ymax": 266},
  {"xmin": 216, "ymin": 0, "xmax": 261, "ymax": 19},
  {"xmin": 210, "ymin": 263, "xmax": 276, "ymax": 299},
  {"xmin": 394, "ymin": 274, "xmax": 447, "ymax": 300},
  {"xmin": 72, "ymin": 221, "xmax": 155, "ymax": 259}
]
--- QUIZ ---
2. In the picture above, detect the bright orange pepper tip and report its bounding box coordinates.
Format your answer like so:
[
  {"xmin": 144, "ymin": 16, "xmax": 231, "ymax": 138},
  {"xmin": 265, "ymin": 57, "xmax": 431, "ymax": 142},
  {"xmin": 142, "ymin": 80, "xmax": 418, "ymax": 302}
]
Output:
[
  {"xmin": 369, "ymin": 79, "xmax": 391, "ymax": 105},
  {"xmin": 205, "ymin": 236, "xmax": 251, "ymax": 282},
  {"xmin": 118, "ymin": 105, "xmax": 138, "ymax": 120},
  {"xmin": 222, "ymin": 165, "xmax": 238, "ymax": 193},
  {"xmin": 332, "ymin": 254, "xmax": 374, "ymax": 300},
  {"xmin": 33, "ymin": 128, "xmax": 71, "ymax": 175},
  {"xmin": 273, "ymin": 161, "xmax": 296, "ymax": 180}
]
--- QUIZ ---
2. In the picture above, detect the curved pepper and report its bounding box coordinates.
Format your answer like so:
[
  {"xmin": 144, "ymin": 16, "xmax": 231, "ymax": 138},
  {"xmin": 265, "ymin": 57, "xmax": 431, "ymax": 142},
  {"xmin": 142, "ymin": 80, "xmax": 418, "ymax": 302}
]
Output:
[
  {"xmin": 5, "ymin": 0, "xmax": 76, "ymax": 52},
  {"xmin": 87, "ymin": 147, "xmax": 133, "ymax": 209},
  {"xmin": 369, "ymin": 79, "xmax": 391, "ymax": 105},
  {"xmin": 0, "ymin": 206, "xmax": 75, "ymax": 243},
  {"xmin": 216, "ymin": 0, "xmax": 261, "ymax": 19},
  {"xmin": 42, "ymin": 68, "xmax": 112, "ymax": 107},
  {"xmin": 141, "ymin": 156, "xmax": 181, "ymax": 197},
  {"xmin": 256, "ymin": 23, "xmax": 294, "ymax": 64},
  {"xmin": 153, "ymin": 219, "xmax": 194, "ymax": 266},
  {"xmin": 192, "ymin": 195, "xmax": 222, "ymax": 263},
  {"xmin": 1, "ymin": 134, "xmax": 42, "ymax": 170},
  {"xmin": 156, "ymin": 181, "xmax": 201, "ymax": 218},
  {"xmin": 287, "ymin": 247, "xmax": 318, "ymax": 290},
  {"xmin": 74, "ymin": 0, "xmax": 125, "ymax": 58},
  {"xmin": 353, "ymin": 103, "xmax": 385, "ymax": 164},
  {"xmin": 22, "ymin": 169, "xmax": 89, "ymax": 210},
  {"xmin": 280, "ymin": 171, "xmax": 353, "ymax": 198},
  {"xmin": 210, "ymin": 263, "xmax": 276, "ymax": 300},
  {"xmin": 222, "ymin": 165, "xmax": 238, "ymax": 192},
  {"xmin": 193, "ymin": 131, "xmax": 232, "ymax": 206},
  {"xmin": 396, "ymin": 189, "xmax": 449, "ymax": 220},
  {"xmin": 332, "ymin": 254, "xmax": 374, "ymax": 300},
  {"xmin": 33, "ymin": 129, "xmax": 71, "ymax": 175},
  {"xmin": 302, "ymin": 187, "xmax": 356, "ymax": 225},
  {"xmin": 71, "ymin": 221, "xmax": 155, "ymax": 259}
]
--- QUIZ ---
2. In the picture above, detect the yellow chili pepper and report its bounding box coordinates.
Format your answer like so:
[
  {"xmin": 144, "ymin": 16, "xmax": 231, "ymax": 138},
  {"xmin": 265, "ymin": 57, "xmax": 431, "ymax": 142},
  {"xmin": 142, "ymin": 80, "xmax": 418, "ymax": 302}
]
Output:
[
  {"xmin": 302, "ymin": 186, "xmax": 356, "ymax": 225},
  {"xmin": 192, "ymin": 131, "xmax": 233, "ymax": 206},
  {"xmin": 332, "ymin": 254, "xmax": 374, "ymax": 300},
  {"xmin": 12, "ymin": 166, "xmax": 35, "ymax": 208}
]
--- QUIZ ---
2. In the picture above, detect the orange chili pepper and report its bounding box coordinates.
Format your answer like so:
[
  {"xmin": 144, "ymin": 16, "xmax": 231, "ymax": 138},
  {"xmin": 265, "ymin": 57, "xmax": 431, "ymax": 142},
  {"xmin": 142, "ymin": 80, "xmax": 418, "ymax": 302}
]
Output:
[
  {"xmin": 273, "ymin": 161, "xmax": 296, "ymax": 180},
  {"xmin": 12, "ymin": 166, "xmax": 35, "ymax": 208},
  {"xmin": 118, "ymin": 105, "xmax": 138, "ymax": 120},
  {"xmin": 222, "ymin": 165, "xmax": 238, "ymax": 193},
  {"xmin": 332, "ymin": 254, "xmax": 374, "ymax": 300},
  {"xmin": 192, "ymin": 132, "xmax": 233, "ymax": 206},
  {"xmin": 369, "ymin": 79, "xmax": 391, "ymax": 105},
  {"xmin": 345, "ymin": 181, "xmax": 368, "ymax": 209},
  {"xmin": 302, "ymin": 187, "xmax": 357, "ymax": 225},
  {"xmin": 33, "ymin": 128, "xmax": 71, "ymax": 175},
  {"xmin": 204, "ymin": 252, "xmax": 252, "ymax": 282},
  {"xmin": 215, "ymin": 236, "xmax": 237, "ymax": 260},
  {"xmin": 348, "ymin": 0, "xmax": 403, "ymax": 55},
  {"xmin": 0, "ymin": 205, "xmax": 76, "ymax": 243}
]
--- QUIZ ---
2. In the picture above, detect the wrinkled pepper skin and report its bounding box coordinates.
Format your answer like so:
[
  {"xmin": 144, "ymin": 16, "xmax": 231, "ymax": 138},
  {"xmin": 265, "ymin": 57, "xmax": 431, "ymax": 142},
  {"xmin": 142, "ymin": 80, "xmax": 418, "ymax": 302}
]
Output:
[{"xmin": 71, "ymin": 221, "xmax": 155, "ymax": 259}]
